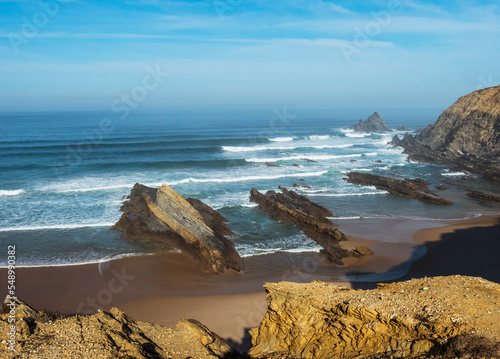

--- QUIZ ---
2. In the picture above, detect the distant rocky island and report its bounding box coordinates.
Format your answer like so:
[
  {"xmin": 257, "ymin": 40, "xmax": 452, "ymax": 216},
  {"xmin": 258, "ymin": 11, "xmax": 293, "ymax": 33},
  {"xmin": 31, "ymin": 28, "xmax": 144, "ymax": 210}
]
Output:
[
  {"xmin": 392, "ymin": 85, "xmax": 500, "ymax": 182},
  {"xmin": 349, "ymin": 111, "xmax": 391, "ymax": 132}
]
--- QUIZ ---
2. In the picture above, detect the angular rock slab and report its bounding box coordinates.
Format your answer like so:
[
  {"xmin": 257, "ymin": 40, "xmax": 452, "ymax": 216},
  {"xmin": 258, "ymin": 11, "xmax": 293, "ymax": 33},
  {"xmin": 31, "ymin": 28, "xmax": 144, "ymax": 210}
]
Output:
[
  {"xmin": 346, "ymin": 172, "xmax": 453, "ymax": 205},
  {"xmin": 250, "ymin": 186, "xmax": 373, "ymax": 265},
  {"xmin": 114, "ymin": 183, "xmax": 242, "ymax": 274}
]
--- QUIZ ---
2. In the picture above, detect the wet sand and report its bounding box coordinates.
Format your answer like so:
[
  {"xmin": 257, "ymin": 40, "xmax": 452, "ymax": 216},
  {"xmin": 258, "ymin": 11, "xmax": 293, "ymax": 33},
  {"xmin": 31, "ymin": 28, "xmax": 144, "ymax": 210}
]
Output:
[{"xmin": 1, "ymin": 215, "xmax": 499, "ymax": 349}]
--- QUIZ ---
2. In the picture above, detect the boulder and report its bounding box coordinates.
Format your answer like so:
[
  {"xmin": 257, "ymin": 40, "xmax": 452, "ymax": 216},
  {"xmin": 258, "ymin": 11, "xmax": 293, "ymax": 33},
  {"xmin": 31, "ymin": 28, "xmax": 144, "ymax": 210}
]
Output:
[
  {"xmin": 345, "ymin": 172, "xmax": 453, "ymax": 205},
  {"xmin": 249, "ymin": 187, "xmax": 373, "ymax": 265},
  {"xmin": 113, "ymin": 183, "xmax": 242, "ymax": 274},
  {"xmin": 391, "ymin": 85, "xmax": 500, "ymax": 182},
  {"xmin": 349, "ymin": 112, "xmax": 391, "ymax": 132},
  {"xmin": 249, "ymin": 276, "xmax": 500, "ymax": 359}
]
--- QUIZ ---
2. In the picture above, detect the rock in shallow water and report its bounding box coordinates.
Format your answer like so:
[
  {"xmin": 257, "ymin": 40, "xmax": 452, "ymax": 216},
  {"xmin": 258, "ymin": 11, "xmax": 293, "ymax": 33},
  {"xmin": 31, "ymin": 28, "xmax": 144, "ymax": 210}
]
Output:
[
  {"xmin": 113, "ymin": 183, "xmax": 242, "ymax": 274},
  {"xmin": 249, "ymin": 186, "xmax": 373, "ymax": 265},
  {"xmin": 346, "ymin": 171, "xmax": 453, "ymax": 205}
]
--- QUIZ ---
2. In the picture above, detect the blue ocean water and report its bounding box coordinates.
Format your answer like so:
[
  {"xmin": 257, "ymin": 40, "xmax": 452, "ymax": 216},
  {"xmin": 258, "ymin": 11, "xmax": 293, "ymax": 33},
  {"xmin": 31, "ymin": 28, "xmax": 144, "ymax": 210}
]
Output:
[{"xmin": 0, "ymin": 108, "xmax": 498, "ymax": 267}]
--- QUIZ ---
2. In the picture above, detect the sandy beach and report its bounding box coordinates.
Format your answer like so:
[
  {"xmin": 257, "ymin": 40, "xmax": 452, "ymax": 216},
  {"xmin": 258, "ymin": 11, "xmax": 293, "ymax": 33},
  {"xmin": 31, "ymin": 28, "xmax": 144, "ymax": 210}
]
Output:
[{"xmin": 2, "ymin": 214, "xmax": 499, "ymax": 350}]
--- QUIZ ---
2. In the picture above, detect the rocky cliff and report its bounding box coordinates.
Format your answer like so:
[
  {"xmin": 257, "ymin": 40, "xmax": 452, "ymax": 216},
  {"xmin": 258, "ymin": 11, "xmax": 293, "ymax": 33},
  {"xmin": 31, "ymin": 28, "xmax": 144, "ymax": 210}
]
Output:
[
  {"xmin": 349, "ymin": 112, "xmax": 391, "ymax": 132},
  {"xmin": 250, "ymin": 186, "xmax": 373, "ymax": 265},
  {"xmin": 391, "ymin": 85, "xmax": 500, "ymax": 182},
  {"xmin": 249, "ymin": 276, "xmax": 500, "ymax": 359},
  {"xmin": 113, "ymin": 183, "xmax": 242, "ymax": 274},
  {"xmin": 0, "ymin": 296, "xmax": 241, "ymax": 359},
  {"xmin": 345, "ymin": 172, "xmax": 453, "ymax": 205}
]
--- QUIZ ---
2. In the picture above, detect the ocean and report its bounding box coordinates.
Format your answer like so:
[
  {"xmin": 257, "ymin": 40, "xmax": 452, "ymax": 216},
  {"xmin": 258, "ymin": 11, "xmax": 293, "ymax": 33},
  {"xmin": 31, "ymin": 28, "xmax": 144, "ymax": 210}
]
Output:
[{"xmin": 1, "ymin": 108, "xmax": 499, "ymax": 268}]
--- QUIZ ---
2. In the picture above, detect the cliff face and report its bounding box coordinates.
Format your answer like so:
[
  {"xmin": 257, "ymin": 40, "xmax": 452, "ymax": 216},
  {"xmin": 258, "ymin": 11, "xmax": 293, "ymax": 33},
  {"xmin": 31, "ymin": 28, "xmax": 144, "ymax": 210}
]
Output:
[
  {"xmin": 249, "ymin": 276, "xmax": 500, "ymax": 359},
  {"xmin": 113, "ymin": 183, "xmax": 242, "ymax": 274},
  {"xmin": 392, "ymin": 85, "xmax": 500, "ymax": 182},
  {"xmin": 0, "ymin": 297, "xmax": 241, "ymax": 359}
]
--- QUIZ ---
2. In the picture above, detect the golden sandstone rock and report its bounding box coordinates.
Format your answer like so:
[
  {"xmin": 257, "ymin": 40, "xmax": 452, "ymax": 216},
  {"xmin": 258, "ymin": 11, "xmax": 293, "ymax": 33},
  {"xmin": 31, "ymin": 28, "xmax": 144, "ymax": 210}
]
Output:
[{"xmin": 249, "ymin": 275, "xmax": 500, "ymax": 358}]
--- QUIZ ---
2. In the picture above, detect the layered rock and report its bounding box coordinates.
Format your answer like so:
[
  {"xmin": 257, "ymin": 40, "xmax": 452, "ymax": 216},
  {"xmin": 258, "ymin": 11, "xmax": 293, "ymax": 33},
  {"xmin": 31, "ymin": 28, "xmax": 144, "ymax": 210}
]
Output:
[
  {"xmin": 349, "ymin": 112, "xmax": 391, "ymax": 132},
  {"xmin": 113, "ymin": 183, "xmax": 242, "ymax": 274},
  {"xmin": 345, "ymin": 172, "xmax": 453, "ymax": 205},
  {"xmin": 391, "ymin": 85, "xmax": 500, "ymax": 182},
  {"xmin": 467, "ymin": 190, "xmax": 500, "ymax": 204},
  {"xmin": 249, "ymin": 276, "xmax": 500, "ymax": 359},
  {"xmin": 0, "ymin": 296, "xmax": 241, "ymax": 359},
  {"xmin": 249, "ymin": 187, "xmax": 373, "ymax": 265}
]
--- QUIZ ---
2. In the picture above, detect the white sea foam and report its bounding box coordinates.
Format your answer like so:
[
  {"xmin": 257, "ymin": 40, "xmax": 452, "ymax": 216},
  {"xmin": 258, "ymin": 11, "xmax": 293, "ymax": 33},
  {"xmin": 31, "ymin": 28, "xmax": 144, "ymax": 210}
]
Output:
[
  {"xmin": 247, "ymin": 153, "xmax": 365, "ymax": 163},
  {"xmin": 168, "ymin": 171, "xmax": 328, "ymax": 185},
  {"xmin": 0, "ymin": 222, "xmax": 115, "ymax": 232},
  {"xmin": 0, "ymin": 189, "xmax": 25, "ymax": 196},
  {"xmin": 345, "ymin": 132, "xmax": 370, "ymax": 138},
  {"xmin": 441, "ymin": 171, "xmax": 468, "ymax": 176},
  {"xmin": 307, "ymin": 191, "xmax": 387, "ymax": 197},
  {"xmin": 222, "ymin": 143, "xmax": 352, "ymax": 152},
  {"xmin": 308, "ymin": 135, "xmax": 330, "ymax": 140},
  {"xmin": 45, "ymin": 184, "xmax": 133, "ymax": 193},
  {"xmin": 269, "ymin": 136, "xmax": 295, "ymax": 142}
]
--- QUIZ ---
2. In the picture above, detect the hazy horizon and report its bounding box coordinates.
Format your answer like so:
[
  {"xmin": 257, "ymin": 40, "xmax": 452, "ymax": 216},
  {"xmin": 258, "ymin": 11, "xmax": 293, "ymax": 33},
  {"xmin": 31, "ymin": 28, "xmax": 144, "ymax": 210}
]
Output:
[{"xmin": 1, "ymin": 0, "xmax": 499, "ymax": 112}]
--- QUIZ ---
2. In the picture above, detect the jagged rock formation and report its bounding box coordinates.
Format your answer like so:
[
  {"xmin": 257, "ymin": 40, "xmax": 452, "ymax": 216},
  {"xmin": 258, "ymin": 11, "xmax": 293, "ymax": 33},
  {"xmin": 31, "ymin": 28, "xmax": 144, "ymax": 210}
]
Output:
[
  {"xmin": 249, "ymin": 276, "xmax": 500, "ymax": 359},
  {"xmin": 467, "ymin": 190, "xmax": 500, "ymax": 204},
  {"xmin": 113, "ymin": 183, "xmax": 242, "ymax": 274},
  {"xmin": 345, "ymin": 172, "xmax": 453, "ymax": 205},
  {"xmin": 0, "ymin": 296, "xmax": 241, "ymax": 359},
  {"xmin": 349, "ymin": 112, "xmax": 391, "ymax": 132},
  {"xmin": 397, "ymin": 125, "xmax": 409, "ymax": 131},
  {"xmin": 391, "ymin": 85, "xmax": 500, "ymax": 182},
  {"xmin": 249, "ymin": 187, "xmax": 373, "ymax": 265}
]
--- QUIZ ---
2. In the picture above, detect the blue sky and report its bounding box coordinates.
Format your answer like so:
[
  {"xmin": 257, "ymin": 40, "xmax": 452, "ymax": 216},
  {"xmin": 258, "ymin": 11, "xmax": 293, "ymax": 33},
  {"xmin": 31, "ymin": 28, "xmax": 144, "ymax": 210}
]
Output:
[{"xmin": 0, "ymin": 0, "xmax": 499, "ymax": 111}]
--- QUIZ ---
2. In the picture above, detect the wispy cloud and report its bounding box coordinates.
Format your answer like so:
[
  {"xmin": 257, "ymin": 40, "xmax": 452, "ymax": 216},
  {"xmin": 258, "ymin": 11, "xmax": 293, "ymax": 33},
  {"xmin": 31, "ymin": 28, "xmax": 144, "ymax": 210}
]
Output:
[{"xmin": 209, "ymin": 37, "xmax": 394, "ymax": 48}]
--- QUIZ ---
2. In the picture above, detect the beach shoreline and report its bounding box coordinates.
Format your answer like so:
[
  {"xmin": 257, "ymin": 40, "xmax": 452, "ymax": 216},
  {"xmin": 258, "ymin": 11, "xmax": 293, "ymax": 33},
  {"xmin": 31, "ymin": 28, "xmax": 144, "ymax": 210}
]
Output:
[{"xmin": 2, "ymin": 214, "xmax": 499, "ymax": 349}]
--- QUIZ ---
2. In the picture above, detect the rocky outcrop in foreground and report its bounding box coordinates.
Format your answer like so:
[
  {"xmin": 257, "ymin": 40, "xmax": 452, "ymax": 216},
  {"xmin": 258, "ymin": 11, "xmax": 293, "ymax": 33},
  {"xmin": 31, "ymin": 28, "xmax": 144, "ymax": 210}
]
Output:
[
  {"xmin": 391, "ymin": 85, "xmax": 500, "ymax": 182},
  {"xmin": 113, "ymin": 183, "xmax": 242, "ymax": 274},
  {"xmin": 346, "ymin": 172, "xmax": 453, "ymax": 205},
  {"xmin": 0, "ymin": 296, "xmax": 240, "ymax": 359},
  {"xmin": 250, "ymin": 187, "xmax": 373, "ymax": 265},
  {"xmin": 249, "ymin": 276, "xmax": 500, "ymax": 359},
  {"xmin": 349, "ymin": 112, "xmax": 391, "ymax": 132}
]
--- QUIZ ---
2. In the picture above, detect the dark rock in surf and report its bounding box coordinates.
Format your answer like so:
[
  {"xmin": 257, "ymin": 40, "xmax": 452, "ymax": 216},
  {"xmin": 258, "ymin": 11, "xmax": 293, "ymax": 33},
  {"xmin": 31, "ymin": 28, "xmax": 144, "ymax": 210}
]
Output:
[
  {"xmin": 345, "ymin": 172, "xmax": 453, "ymax": 205},
  {"xmin": 265, "ymin": 162, "xmax": 280, "ymax": 167},
  {"xmin": 466, "ymin": 190, "xmax": 500, "ymax": 204},
  {"xmin": 113, "ymin": 183, "xmax": 242, "ymax": 274},
  {"xmin": 249, "ymin": 187, "xmax": 373, "ymax": 265}
]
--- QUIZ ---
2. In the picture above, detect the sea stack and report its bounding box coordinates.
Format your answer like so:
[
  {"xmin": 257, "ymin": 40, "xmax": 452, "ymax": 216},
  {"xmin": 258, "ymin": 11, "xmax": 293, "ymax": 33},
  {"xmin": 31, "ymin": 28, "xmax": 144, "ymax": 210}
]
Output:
[
  {"xmin": 113, "ymin": 183, "xmax": 243, "ymax": 274},
  {"xmin": 349, "ymin": 111, "xmax": 391, "ymax": 132},
  {"xmin": 391, "ymin": 85, "xmax": 500, "ymax": 182}
]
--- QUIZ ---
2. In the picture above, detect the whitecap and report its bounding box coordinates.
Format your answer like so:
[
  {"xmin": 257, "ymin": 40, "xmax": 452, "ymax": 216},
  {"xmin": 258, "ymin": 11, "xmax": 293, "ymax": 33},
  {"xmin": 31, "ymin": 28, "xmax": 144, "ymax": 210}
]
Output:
[
  {"xmin": 0, "ymin": 222, "xmax": 115, "ymax": 232},
  {"xmin": 269, "ymin": 136, "xmax": 295, "ymax": 142},
  {"xmin": 0, "ymin": 189, "xmax": 25, "ymax": 196}
]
